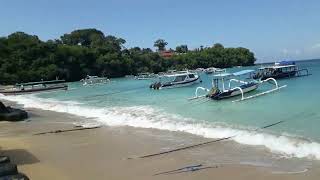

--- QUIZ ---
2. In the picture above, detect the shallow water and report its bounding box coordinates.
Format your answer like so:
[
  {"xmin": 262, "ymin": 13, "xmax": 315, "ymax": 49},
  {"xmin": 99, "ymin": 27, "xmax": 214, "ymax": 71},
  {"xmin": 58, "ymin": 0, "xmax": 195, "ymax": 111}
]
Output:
[{"xmin": 1, "ymin": 59, "xmax": 320, "ymax": 163}]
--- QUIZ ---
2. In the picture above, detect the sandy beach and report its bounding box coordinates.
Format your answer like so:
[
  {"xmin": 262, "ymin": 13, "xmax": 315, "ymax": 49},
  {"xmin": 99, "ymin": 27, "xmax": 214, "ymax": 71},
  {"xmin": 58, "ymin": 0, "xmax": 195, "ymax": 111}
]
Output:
[
  {"xmin": 0, "ymin": 101, "xmax": 319, "ymax": 180},
  {"xmin": 2, "ymin": 0, "xmax": 320, "ymax": 179}
]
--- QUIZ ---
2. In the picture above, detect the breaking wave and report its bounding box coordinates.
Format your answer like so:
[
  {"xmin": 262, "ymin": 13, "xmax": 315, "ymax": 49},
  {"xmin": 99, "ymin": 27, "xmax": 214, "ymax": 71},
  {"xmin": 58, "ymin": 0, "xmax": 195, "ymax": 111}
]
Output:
[{"xmin": 1, "ymin": 94, "xmax": 320, "ymax": 160}]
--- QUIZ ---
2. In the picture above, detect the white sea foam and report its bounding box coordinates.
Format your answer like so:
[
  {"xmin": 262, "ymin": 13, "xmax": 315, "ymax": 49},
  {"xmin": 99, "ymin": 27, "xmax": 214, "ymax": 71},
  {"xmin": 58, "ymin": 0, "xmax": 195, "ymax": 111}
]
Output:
[{"xmin": 1, "ymin": 94, "xmax": 320, "ymax": 160}]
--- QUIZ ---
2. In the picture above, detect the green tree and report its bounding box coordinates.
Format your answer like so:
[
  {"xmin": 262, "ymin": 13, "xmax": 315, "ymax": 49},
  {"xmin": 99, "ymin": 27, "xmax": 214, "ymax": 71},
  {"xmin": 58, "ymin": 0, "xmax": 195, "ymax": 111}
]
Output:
[
  {"xmin": 154, "ymin": 39, "xmax": 168, "ymax": 51},
  {"xmin": 213, "ymin": 43, "xmax": 224, "ymax": 49},
  {"xmin": 60, "ymin": 28, "xmax": 105, "ymax": 47},
  {"xmin": 175, "ymin": 45, "xmax": 188, "ymax": 53},
  {"xmin": 0, "ymin": 30, "xmax": 256, "ymax": 84}
]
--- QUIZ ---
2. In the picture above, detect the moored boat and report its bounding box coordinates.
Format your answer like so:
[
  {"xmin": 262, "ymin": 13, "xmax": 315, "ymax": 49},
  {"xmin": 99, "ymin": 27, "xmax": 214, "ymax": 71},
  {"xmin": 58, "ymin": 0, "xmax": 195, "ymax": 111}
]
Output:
[
  {"xmin": 150, "ymin": 71, "xmax": 201, "ymax": 90},
  {"xmin": 204, "ymin": 67, "xmax": 226, "ymax": 74},
  {"xmin": 253, "ymin": 61, "xmax": 310, "ymax": 80},
  {"xmin": 189, "ymin": 70, "xmax": 286, "ymax": 102},
  {"xmin": 195, "ymin": 68, "xmax": 205, "ymax": 72},
  {"xmin": 81, "ymin": 75, "xmax": 110, "ymax": 85},
  {"xmin": 0, "ymin": 80, "xmax": 68, "ymax": 95},
  {"xmin": 135, "ymin": 73, "xmax": 158, "ymax": 80}
]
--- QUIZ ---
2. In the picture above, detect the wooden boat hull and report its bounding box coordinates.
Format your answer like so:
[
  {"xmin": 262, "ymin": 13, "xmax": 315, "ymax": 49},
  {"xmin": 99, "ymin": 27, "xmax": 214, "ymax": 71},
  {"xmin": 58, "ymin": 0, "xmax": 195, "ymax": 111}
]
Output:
[
  {"xmin": 0, "ymin": 85, "xmax": 68, "ymax": 95},
  {"xmin": 210, "ymin": 83, "xmax": 259, "ymax": 100},
  {"xmin": 253, "ymin": 71, "xmax": 297, "ymax": 80},
  {"xmin": 159, "ymin": 77, "xmax": 200, "ymax": 89},
  {"xmin": 150, "ymin": 77, "xmax": 200, "ymax": 89}
]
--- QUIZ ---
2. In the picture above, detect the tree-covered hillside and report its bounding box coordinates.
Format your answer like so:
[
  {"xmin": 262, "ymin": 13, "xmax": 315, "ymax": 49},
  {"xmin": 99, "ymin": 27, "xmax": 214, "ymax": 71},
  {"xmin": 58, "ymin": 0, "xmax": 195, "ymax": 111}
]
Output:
[{"xmin": 0, "ymin": 29, "xmax": 255, "ymax": 84}]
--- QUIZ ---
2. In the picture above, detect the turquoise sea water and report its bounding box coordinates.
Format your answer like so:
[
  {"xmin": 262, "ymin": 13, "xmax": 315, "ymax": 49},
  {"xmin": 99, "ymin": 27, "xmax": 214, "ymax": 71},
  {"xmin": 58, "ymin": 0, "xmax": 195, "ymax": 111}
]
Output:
[{"xmin": 1, "ymin": 59, "xmax": 320, "ymax": 160}]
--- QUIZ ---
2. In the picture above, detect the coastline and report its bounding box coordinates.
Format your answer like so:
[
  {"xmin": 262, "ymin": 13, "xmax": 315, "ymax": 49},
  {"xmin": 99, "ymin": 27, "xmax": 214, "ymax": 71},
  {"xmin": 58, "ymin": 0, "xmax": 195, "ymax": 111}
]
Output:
[{"xmin": 0, "ymin": 100, "xmax": 320, "ymax": 179}]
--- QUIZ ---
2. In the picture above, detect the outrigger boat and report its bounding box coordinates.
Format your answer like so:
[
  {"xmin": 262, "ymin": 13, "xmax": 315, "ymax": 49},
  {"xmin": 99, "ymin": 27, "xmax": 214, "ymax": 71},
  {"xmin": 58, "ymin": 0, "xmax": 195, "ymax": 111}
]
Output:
[
  {"xmin": 189, "ymin": 70, "xmax": 286, "ymax": 102},
  {"xmin": 150, "ymin": 71, "xmax": 201, "ymax": 90},
  {"xmin": 253, "ymin": 61, "xmax": 310, "ymax": 80},
  {"xmin": 80, "ymin": 75, "xmax": 110, "ymax": 85},
  {"xmin": 0, "ymin": 80, "xmax": 68, "ymax": 95}
]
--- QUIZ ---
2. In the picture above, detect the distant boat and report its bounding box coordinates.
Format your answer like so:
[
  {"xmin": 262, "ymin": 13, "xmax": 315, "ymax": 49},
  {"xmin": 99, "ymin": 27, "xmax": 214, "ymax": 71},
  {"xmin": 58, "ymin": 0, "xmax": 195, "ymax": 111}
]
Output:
[
  {"xmin": 81, "ymin": 75, "xmax": 110, "ymax": 85},
  {"xmin": 0, "ymin": 80, "xmax": 68, "ymax": 95},
  {"xmin": 135, "ymin": 73, "xmax": 158, "ymax": 80},
  {"xmin": 189, "ymin": 70, "xmax": 286, "ymax": 102},
  {"xmin": 253, "ymin": 61, "xmax": 310, "ymax": 80},
  {"xmin": 195, "ymin": 68, "xmax": 205, "ymax": 72},
  {"xmin": 125, "ymin": 75, "xmax": 135, "ymax": 78},
  {"xmin": 157, "ymin": 70, "xmax": 178, "ymax": 77},
  {"xmin": 204, "ymin": 67, "xmax": 226, "ymax": 74},
  {"xmin": 150, "ymin": 71, "xmax": 201, "ymax": 89}
]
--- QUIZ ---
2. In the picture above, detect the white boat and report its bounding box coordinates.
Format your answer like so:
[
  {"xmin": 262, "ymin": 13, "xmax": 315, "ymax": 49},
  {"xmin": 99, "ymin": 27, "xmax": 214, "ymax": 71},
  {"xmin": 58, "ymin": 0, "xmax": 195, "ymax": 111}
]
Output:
[
  {"xmin": 195, "ymin": 68, "xmax": 205, "ymax": 72},
  {"xmin": 157, "ymin": 70, "xmax": 178, "ymax": 76},
  {"xmin": 135, "ymin": 73, "xmax": 158, "ymax": 80},
  {"xmin": 81, "ymin": 75, "xmax": 110, "ymax": 85},
  {"xmin": 125, "ymin": 75, "xmax": 135, "ymax": 78},
  {"xmin": 150, "ymin": 71, "xmax": 201, "ymax": 89},
  {"xmin": 0, "ymin": 80, "xmax": 68, "ymax": 95},
  {"xmin": 204, "ymin": 67, "xmax": 226, "ymax": 74},
  {"xmin": 189, "ymin": 70, "xmax": 286, "ymax": 102}
]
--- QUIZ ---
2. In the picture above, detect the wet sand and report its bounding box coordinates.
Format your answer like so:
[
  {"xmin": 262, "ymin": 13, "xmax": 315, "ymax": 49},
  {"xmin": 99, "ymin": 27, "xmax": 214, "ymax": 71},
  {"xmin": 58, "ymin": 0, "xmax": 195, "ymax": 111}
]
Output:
[{"xmin": 0, "ymin": 101, "xmax": 319, "ymax": 179}]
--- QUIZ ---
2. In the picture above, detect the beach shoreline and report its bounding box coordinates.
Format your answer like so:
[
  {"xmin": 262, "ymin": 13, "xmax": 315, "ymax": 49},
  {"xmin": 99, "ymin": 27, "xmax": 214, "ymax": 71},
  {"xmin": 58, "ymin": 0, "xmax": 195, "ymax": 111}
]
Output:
[{"xmin": 0, "ymin": 100, "xmax": 319, "ymax": 179}]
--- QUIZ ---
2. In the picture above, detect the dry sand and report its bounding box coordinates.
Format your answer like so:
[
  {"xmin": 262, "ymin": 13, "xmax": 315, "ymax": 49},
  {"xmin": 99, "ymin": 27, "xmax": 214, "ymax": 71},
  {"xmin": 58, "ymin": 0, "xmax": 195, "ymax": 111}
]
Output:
[{"xmin": 0, "ymin": 101, "xmax": 319, "ymax": 179}]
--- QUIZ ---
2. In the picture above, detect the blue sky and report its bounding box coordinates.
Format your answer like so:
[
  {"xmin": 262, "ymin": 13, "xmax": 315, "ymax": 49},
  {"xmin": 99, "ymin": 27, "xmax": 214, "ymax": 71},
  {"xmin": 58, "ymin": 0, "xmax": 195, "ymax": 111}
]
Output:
[{"xmin": 1, "ymin": 0, "xmax": 320, "ymax": 62}]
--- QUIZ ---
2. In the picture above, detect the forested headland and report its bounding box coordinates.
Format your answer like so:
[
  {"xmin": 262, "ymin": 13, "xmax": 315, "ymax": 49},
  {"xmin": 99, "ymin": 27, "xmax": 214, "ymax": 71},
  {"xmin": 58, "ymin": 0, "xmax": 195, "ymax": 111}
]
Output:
[{"xmin": 0, "ymin": 29, "xmax": 256, "ymax": 84}]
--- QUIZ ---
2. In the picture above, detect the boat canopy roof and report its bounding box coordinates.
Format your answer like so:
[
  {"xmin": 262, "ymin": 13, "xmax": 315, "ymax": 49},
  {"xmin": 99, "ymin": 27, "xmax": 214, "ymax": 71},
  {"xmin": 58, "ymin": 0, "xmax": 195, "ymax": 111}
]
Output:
[
  {"xmin": 206, "ymin": 67, "xmax": 218, "ymax": 70},
  {"xmin": 259, "ymin": 64, "xmax": 296, "ymax": 70},
  {"xmin": 86, "ymin": 75, "xmax": 108, "ymax": 79},
  {"xmin": 87, "ymin": 75, "xmax": 99, "ymax": 78},
  {"xmin": 16, "ymin": 80, "xmax": 65, "ymax": 86},
  {"xmin": 161, "ymin": 71, "xmax": 194, "ymax": 77},
  {"xmin": 213, "ymin": 69, "xmax": 255, "ymax": 78},
  {"xmin": 232, "ymin": 69, "xmax": 255, "ymax": 76},
  {"xmin": 138, "ymin": 72, "xmax": 152, "ymax": 75},
  {"xmin": 277, "ymin": 61, "xmax": 295, "ymax": 66},
  {"xmin": 213, "ymin": 73, "xmax": 232, "ymax": 77}
]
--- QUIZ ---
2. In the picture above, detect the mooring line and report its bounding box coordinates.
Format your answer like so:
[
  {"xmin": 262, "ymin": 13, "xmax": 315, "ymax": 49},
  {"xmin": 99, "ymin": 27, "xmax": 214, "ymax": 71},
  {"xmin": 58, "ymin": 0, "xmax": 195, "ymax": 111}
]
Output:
[
  {"xmin": 81, "ymin": 86, "xmax": 148, "ymax": 100},
  {"xmin": 128, "ymin": 120, "xmax": 285, "ymax": 159},
  {"xmin": 33, "ymin": 126, "xmax": 102, "ymax": 135},
  {"xmin": 153, "ymin": 164, "xmax": 202, "ymax": 176}
]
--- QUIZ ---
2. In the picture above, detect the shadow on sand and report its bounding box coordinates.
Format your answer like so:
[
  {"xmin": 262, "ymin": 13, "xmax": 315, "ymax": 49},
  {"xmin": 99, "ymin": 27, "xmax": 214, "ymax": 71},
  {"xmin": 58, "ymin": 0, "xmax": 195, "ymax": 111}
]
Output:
[{"xmin": 0, "ymin": 149, "xmax": 40, "ymax": 165}]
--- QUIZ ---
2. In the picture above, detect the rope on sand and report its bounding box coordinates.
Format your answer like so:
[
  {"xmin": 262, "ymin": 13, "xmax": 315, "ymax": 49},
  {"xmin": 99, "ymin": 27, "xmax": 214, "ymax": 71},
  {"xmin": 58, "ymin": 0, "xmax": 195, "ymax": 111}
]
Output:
[
  {"xmin": 33, "ymin": 126, "xmax": 102, "ymax": 135},
  {"xmin": 128, "ymin": 120, "xmax": 284, "ymax": 159},
  {"xmin": 153, "ymin": 164, "xmax": 219, "ymax": 175}
]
